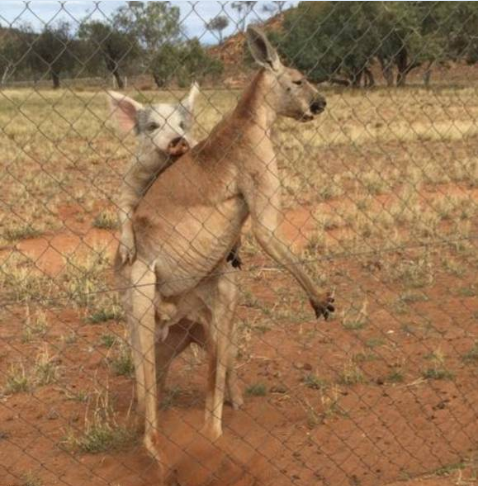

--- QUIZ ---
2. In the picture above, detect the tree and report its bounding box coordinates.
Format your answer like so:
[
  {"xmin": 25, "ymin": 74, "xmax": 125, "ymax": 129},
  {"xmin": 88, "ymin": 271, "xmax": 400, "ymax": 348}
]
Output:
[
  {"xmin": 375, "ymin": 2, "xmax": 447, "ymax": 87},
  {"xmin": 151, "ymin": 38, "xmax": 223, "ymax": 88},
  {"xmin": 0, "ymin": 28, "xmax": 26, "ymax": 84},
  {"xmin": 436, "ymin": 1, "xmax": 478, "ymax": 83},
  {"xmin": 78, "ymin": 20, "xmax": 137, "ymax": 89},
  {"xmin": 206, "ymin": 15, "xmax": 229, "ymax": 44},
  {"xmin": 113, "ymin": 1, "xmax": 182, "ymax": 87},
  {"xmin": 275, "ymin": 1, "xmax": 454, "ymax": 87},
  {"xmin": 114, "ymin": 1, "xmax": 182, "ymax": 52},
  {"xmin": 275, "ymin": 2, "xmax": 381, "ymax": 86},
  {"xmin": 27, "ymin": 22, "xmax": 75, "ymax": 89},
  {"xmin": 231, "ymin": 2, "xmax": 257, "ymax": 32}
]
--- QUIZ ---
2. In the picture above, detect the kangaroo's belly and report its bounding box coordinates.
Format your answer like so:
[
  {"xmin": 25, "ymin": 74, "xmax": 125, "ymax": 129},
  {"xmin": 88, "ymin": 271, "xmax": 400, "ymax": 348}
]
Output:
[{"xmin": 137, "ymin": 196, "xmax": 248, "ymax": 296}]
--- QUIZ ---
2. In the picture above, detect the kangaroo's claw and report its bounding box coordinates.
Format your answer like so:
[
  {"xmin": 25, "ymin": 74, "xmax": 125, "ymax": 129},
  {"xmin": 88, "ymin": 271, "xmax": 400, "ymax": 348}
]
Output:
[
  {"xmin": 227, "ymin": 250, "xmax": 242, "ymax": 269},
  {"xmin": 310, "ymin": 293, "xmax": 335, "ymax": 320}
]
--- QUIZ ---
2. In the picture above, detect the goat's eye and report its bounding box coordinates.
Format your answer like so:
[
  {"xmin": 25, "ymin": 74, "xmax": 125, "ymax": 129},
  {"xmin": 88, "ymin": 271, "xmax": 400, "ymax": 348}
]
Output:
[
  {"xmin": 293, "ymin": 79, "xmax": 304, "ymax": 86},
  {"xmin": 147, "ymin": 122, "xmax": 160, "ymax": 132}
]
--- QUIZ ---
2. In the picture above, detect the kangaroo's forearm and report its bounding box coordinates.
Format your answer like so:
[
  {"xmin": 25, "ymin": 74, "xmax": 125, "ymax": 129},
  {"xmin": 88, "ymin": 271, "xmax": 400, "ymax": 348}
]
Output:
[{"xmin": 254, "ymin": 226, "xmax": 317, "ymax": 298}]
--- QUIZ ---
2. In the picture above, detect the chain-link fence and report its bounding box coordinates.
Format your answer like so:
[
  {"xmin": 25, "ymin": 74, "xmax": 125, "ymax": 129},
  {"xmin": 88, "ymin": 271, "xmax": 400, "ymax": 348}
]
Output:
[{"xmin": 1, "ymin": 2, "xmax": 478, "ymax": 486}]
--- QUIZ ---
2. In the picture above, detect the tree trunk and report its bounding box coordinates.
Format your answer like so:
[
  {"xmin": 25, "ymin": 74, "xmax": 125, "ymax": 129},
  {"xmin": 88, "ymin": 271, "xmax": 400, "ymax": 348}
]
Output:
[
  {"xmin": 351, "ymin": 69, "xmax": 363, "ymax": 88},
  {"xmin": 329, "ymin": 77, "xmax": 351, "ymax": 87},
  {"xmin": 51, "ymin": 71, "xmax": 60, "ymax": 89},
  {"xmin": 112, "ymin": 67, "xmax": 125, "ymax": 89},
  {"xmin": 396, "ymin": 68, "xmax": 407, "ymax": 87},
  {"xmin": 1, "ymin": 64, "xmax": 12, "ymax": 85},
  {"xmin": 397, "ymin": 63, "xmax": 421, "ymax": 87},
  {"xmin": 152, "ymin": 72, "xmax": 165, "ymax": 88},
  {"xmin": 395, "ymin": 47, "xmax": 421, "ymax": 87},
  {"xmin": 363, "ymin": 68, "xmax": 375, "ymax": 88},
  {"xmin": 396, "ymin": 48, "xmax": 408, "ymax": 87},
  {"xmin": 379, "ymin": 57, "xmax": 394, "ymax": 86},
  {"xmin": 383, "ymin": 65, "xmax": 394, "ymax": 87},
  {"xmin": 423, "ymin": 60, "xmax": 434, "ymax": 87}
]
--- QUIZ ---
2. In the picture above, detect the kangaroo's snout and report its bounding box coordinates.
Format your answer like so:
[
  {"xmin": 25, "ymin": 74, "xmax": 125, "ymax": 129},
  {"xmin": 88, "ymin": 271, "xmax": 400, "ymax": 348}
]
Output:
[{"xmin": 310, "ymin": 97, "xmax": 327, "ymax": 115}]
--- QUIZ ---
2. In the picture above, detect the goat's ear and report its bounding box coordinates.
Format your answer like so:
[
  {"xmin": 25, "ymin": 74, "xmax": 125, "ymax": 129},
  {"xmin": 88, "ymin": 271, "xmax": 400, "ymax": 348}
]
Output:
[
  {"xmin": 108, "ymin": 91, "xmax": 143, "ymax": 133},
  {"xmin": 246, "ymin": 26, "xmax": 281, "ymax": 72},
  {"xmin": 181, "ymin": 82, "xmax": 200, "ymax": 113}
]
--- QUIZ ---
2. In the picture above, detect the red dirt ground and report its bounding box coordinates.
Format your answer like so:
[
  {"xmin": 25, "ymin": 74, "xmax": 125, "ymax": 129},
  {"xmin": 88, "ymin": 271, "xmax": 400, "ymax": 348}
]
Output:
[{"xmin": 1, "ymin": 192, "xmax": 478, "ymax": 486}]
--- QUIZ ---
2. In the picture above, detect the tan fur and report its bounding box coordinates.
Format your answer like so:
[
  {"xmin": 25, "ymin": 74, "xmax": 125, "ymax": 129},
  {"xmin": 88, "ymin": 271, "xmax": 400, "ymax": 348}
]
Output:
[
  {"xmin": 108, "ymin": 86, "xmax": 199, "ymax": 265},
  {"xmin": 119, "ymin": 27, "xmax": 334, "ymax": 468},
  {"xmin": 118, "ymin": 145, "xmax": 183, "ymax": 265}
]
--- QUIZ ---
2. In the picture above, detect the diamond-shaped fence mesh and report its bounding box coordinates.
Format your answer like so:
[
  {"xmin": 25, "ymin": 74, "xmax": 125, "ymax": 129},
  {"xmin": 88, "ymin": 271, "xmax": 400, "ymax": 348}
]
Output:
[{"xmin": 1, "ymin": 1, "xmax": 478, "ymax": 485}]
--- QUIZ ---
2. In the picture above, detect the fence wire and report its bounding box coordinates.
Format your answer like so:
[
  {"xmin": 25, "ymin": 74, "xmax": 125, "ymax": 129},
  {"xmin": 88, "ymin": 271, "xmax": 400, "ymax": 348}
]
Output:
[{"xmin": 1, "ymin": 2, "xmax": 478, "ymax": 486}]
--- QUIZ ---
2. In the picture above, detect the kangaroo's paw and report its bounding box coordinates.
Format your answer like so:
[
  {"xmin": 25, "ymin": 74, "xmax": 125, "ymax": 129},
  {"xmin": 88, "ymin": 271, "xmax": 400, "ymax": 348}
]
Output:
[
  {"xmin": 225, "ymin": 380, "xmax": 244, "ymax": 410},
  {"xmin": 200, "ymin": 423, "xmax": 223, "ymax": 442},
  {"xmin": 310, "ymin": 292, "xmax": 335, "ymax": 321}
]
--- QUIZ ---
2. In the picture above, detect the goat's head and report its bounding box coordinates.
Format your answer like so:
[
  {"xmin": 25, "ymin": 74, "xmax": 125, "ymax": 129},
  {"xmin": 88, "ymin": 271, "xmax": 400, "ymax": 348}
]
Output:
[
  {"xmin": 108, "ymin": 83, "xmax": 200, "ymax": 155},
  {"xmin": 247, "ymin": 26, "xmax": 326, "ymax": 122}
]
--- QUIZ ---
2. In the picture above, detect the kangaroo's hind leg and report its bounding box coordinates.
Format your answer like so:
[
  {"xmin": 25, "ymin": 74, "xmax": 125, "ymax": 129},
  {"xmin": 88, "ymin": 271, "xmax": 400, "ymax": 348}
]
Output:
[
  {"xmin": 154, "ymin": 318, "xmax": 196, "ymax": 400},
  {"xmin": 225, "ymin": 315, "xmax": 243, "ymax": 410},
  {"xmin": 130, "ymin": 260, "xmax": 161, "ymax": 463},
  {"xmin": 201, "ymin": 268, "xmax": 239, "ymax": 441}
]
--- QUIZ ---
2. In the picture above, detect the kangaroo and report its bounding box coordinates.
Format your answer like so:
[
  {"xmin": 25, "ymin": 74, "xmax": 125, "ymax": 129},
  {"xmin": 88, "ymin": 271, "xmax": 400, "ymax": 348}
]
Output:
[
  {"xmin": 121, "ymin": 27, "xmax": 334, "ymax": 468},
  {"xmin": 110, "ymin": 87, "xmax": 244, "ymax": 419}
]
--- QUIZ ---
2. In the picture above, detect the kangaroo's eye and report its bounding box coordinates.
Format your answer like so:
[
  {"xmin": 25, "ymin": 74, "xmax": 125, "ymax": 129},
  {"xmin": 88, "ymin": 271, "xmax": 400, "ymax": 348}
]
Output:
[
  {"xmin": 293, "ymin": 79, "xmax": 304, "ymax": 86},
  {"xmin": 147, "ymin": 122, "xmax": 160, "ymax": 132}
]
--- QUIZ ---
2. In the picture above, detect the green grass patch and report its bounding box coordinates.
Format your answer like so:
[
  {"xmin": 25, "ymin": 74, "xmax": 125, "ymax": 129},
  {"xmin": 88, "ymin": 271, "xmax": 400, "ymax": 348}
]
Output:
[
  {"xmin": 92, "ymin": 210, "xmax": 118, "ymax": 230},
  {"xmin": 245, "ymin": 383, "xmax": 267, "ymax": 397},
  {"xmin": 303, "ymin": 374, "xmax": 327, "ymax": 390}
]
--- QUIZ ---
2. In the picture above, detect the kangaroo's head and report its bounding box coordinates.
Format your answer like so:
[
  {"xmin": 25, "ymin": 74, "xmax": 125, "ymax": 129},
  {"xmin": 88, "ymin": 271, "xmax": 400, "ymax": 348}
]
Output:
[
  {"xmin": 108, "ymin": 83, "xmax": 200, "ymax": 156},
  {"xmin": 247, "ymin": 26, "xmax": 326, "ymax": 122}
]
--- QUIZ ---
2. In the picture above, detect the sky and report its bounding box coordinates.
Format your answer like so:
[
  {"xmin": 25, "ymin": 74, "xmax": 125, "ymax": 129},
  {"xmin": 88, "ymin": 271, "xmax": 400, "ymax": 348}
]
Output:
[{"xmin": 0, "ymin": 1, "xmax": 296, "ymax": 44}]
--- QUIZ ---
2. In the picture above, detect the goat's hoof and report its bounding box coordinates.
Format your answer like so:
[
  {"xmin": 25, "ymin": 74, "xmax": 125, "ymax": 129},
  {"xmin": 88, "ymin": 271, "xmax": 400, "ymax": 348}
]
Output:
[{"xmin": 310, "ymin": 293, "xmax": 335, "ymax": 321}]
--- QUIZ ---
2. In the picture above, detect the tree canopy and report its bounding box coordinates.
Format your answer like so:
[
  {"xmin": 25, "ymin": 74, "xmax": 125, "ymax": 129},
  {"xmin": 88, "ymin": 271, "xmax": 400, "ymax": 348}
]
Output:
[
  {"xmin": 275, "ymin": 1, "xmax": 477, "ymax": 87},
  {"xmin": 4, "ymin": 1, "xmax": 478, "ymax": 89}
]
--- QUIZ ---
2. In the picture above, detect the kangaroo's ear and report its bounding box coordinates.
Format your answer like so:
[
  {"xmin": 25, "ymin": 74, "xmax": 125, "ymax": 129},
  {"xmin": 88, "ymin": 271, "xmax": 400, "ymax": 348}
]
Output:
[
  {"xmin": 246, "ymin": 26, "xmax": 281, "ymax": 72},
  {"xmin": 181, "ymin": 82, "xmax": 200, "ymax": 113},
  {"xmin": 108, "ymin": 91, "xmax": 143, "ymax": 133}
]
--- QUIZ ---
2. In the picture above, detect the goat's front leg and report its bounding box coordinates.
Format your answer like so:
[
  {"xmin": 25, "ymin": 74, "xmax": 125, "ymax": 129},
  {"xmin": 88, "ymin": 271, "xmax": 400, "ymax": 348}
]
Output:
[{"xmin": 245, "ymin": 175, "xmax": 335, "ymax": 320}]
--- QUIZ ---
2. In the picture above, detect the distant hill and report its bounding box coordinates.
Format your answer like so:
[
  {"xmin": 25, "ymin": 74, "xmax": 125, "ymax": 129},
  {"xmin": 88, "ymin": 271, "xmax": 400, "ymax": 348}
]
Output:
[{"xmin": 207, "ymin": 12, "xmax": 286, "ymax": 87}]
